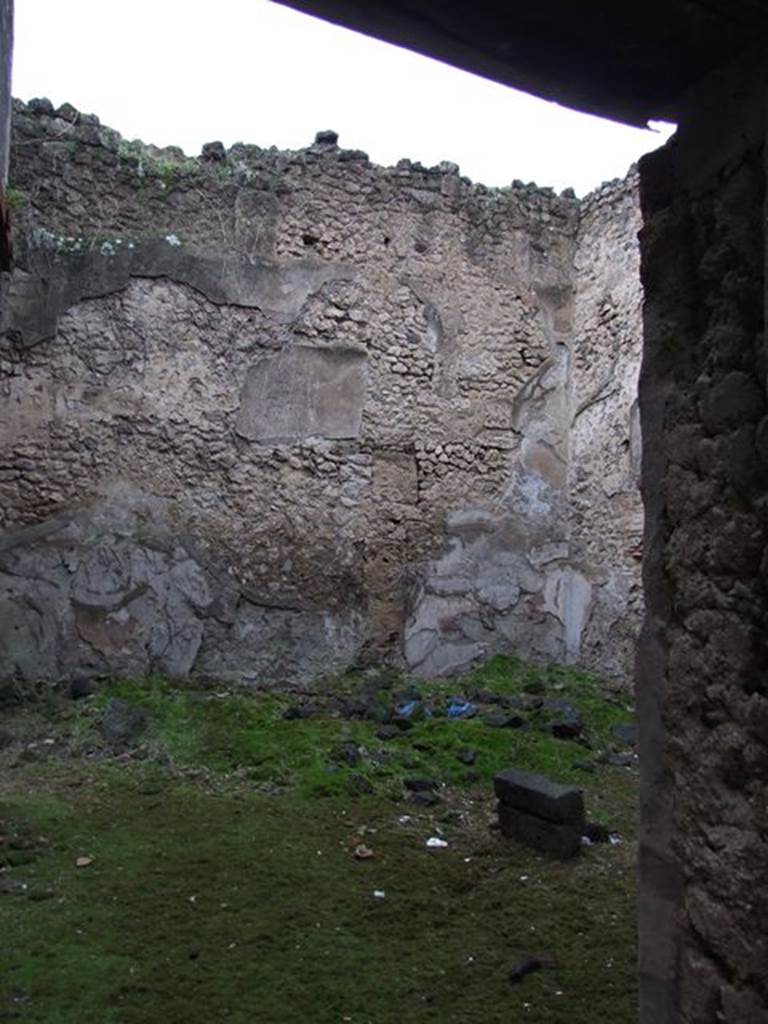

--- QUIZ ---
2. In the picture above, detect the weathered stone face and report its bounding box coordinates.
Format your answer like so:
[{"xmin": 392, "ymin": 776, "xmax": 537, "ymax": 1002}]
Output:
[
  {"xmin": 637, "ymin": 47, "xmax": 768, "ymax": 1024},
  {"xmin": 0, "ymin": 484, "xmax": 365, "ymax": 686},
  {"xmin": 0, "ymin": 99, "xmax": 643, "ymax": 687}
]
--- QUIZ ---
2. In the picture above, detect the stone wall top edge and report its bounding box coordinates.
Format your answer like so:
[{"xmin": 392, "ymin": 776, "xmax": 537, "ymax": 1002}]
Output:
[
  {"xmin": 578, "ymin": 164, "xmax": 641, "ymax": 215},
  {"xmin": 10, "ymin": 96, "xmax": 591, "ymax": 214}
]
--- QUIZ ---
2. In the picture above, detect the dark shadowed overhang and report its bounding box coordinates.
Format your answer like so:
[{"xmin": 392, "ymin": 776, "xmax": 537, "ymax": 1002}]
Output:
[{"xmin": 275, "ymin": 0, "xmax": 768, "ymax": 125}]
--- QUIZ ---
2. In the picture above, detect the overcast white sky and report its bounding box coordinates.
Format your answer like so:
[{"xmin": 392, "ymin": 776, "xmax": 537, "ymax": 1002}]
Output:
[{"xmin": 11, "ymin": 0, "xmax": 675, "ymax": 197}]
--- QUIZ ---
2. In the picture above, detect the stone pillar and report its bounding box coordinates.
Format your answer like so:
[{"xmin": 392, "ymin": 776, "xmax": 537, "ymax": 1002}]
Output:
[{"xmin": 638, "ymin": 46, "xmax": 768, "ymax": 1024}]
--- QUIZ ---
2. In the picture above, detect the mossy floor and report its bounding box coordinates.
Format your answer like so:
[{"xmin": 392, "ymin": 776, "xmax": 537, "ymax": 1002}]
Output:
[{"xmin": 0, "ymin": 657, "xmax": 638, "ymax": 1024}]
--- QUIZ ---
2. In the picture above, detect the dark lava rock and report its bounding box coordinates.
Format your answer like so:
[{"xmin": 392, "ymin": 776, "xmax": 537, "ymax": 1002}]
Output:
[
  {"xmin": 332, "ymin": 696, "xmax": 371, "ymax": 720},
  {"xmin": 375, "ymin": 725, "xmax": 401, "ymax": 742},
  {"xmin": 470, "ymin": 689, "xmax": 503, "ymax": 705},
  {"xmin": 583, "ymin": 821, "xmax": 611, "ymax": 844},
  {"xmin": 0, "ymin": 680, "xmax": 20, "ymax": 705},
  {"xmin": 332, "ymin": 742, "xmax": 362, "ymax": 767},
  {"xmin": 483, "ymin": 712, "xmax": 525, "ymax": 729},
  {"xmin": 389, "ymin": 715, "xmax": 414, "ymax": 732},
  {"xmin": 55, "ymin": 102, "xmax": 79, "ymax": 122},
  {"xmin": 70, "ymin": 677, "xmax": 97, "ymax": 701},
  {"xmin": 456, "ymin": 746, "xmax": 477, "ymax": 765},
  {"xmin": 99, "ymin": 699, "xmax": 148, "ymax": 748},
  {"xmin": 338, "ymin": 148, "xmax": 369, "ymax": 162},
  {"xmin": 412, "ymin": 741, "xmax": 434, "ymax": 753},
  {"xmin": 28, "ymin": 97, "xmax": 55, "ymax": 116},
  {"xmin": 404, "ymin": 777, "xmax": 440, "ymax": 792},
  {"xmin": 282, "ymin": 703, "xmax": 323, "ymax": 721},
  {"xmin": 541, "ymin": 699, "xmax": 583, "ymax": 739},
  {"xmin": 201, "ymin": 140, "xmax": 226, "ymax": 162},
  {"xmin": 315, "ymin": 129, "xmax": 339, "ymax": 146},
  {"xmin": 409, "ymin": 791, "xmax": 440, "ymax": 807},
  {"xmin": 612, "ymin": 723, "xmax": 637, "ymax": 747}
]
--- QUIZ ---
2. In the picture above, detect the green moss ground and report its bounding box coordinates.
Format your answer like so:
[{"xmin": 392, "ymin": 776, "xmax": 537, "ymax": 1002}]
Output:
[{"xmin": 0, "ymin": 656, "xmax": 637, "ymax": 1023}]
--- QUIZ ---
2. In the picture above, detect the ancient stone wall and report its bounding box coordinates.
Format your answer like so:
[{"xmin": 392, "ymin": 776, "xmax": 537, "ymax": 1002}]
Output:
[
  {"xmin": 0, "ymin": 99, "xmax": 642, "ymax": 688},
  {"xmin": 637, "ymin": 47, "xmax": 768, "ymax": 1024},
  {"xmin": 401, "ymin": 177, "xmax": 644, "ymax": 679},
  {"xmin": 568, "ymin": 175, "xmax": 643, "ymax": 679}
]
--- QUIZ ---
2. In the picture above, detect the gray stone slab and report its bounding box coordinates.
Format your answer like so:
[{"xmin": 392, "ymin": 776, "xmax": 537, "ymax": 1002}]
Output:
[
  {"xmin": 236, "ymin": 345, "xmax": 367, "ymax": 442},
  {"xmin": 494, "ymin": 767, "xmax": 584, "ymax": 825},
  {"xmin": 497, "ymin": 802, "xmax": 582, "ymax": 859}
]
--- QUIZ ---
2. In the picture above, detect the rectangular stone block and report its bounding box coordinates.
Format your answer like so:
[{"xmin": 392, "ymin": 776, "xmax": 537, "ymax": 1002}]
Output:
[
  {"xmin": 236, "ymin": 345, "xmax": 367, "ymax": 443},
  {"xmin": 498, "ymin": 802, "xmax": 582, "ymax": 860},
  {"xmin": 494, "ymin": 768, "xmax": 584, "ymax": 825}
]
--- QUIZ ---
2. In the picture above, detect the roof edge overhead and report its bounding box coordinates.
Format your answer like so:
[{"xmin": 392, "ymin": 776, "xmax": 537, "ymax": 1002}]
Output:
[{"xmin": 275, "ymin": 0, "xmax": 768, "ymax": 126}]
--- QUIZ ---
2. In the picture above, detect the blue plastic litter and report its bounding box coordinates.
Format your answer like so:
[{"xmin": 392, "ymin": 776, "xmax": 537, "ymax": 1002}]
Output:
[
  {"xmin": 446, "ymin": 698, "xmax": 477, "ymax": 719},
  {"xmin": 395, "ymin": 700, "xmax": 432, "ymax": 719}
]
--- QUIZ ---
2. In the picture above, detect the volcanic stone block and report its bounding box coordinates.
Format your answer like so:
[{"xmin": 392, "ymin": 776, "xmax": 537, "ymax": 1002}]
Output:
[
  {"xmin": 497, "ymin": 802, "xmax": 582, "ymax": 859},
  {"xmin": 494, "ymin": 768, "xmax": 585, "ymax": 826},
  {"xmin": 236, "ymin": 346, "xmax": 367, "ymax": 442}
]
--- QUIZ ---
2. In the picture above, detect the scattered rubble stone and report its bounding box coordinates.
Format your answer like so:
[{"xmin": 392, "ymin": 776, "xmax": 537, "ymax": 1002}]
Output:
[
  {"xmin": 541, "ymin": 699, "xmax": 584, "ymax": 739},
  {"xmin": 483, "ymin": 712, "xmax": 524, "ymax": 729},
  {"xmin": 27, "ymin": 97, "xmax": 54, "ymax": 116},
  {"xmin": 403, "ymin": 777, "xmax": 440, "ymax": 793},
  {"xmin": 470, "ymin": 689, "xmax": 503, "ymax": 705},
  {"xmin": 583, "ymin": 821, "xmax": 611, "ymax": 843},
  {"xmin": 331, "ymin": 742, "xmax": 362, "ymax": 767},
  {"xmin": 200, "ymin": 141, "xmax": 226, "ymax": 162},
  {"xmin": 375, "ymin": 725, "xmax": 401, "ymax": 742},
  {"xmin": 69, "ymin": 677, "xmax": 97, "ymax": 701},
  {"xmin": 504, "ymin": 694, "xmax": 543, "ymax": 711},
  {"xmin": 612, "ymin": 723, "xmax": 637, "ymax": 747},
  {"xmin": 408, "ymin": 791, "xmax": 440, "ymax": 807},
  {"xmin": 314, "ymin": 129, "xmax": 339, "ymax": 146},
  {"xmin": 282, "ymin": 703, "xmax": 322, "ymax": 721}
]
